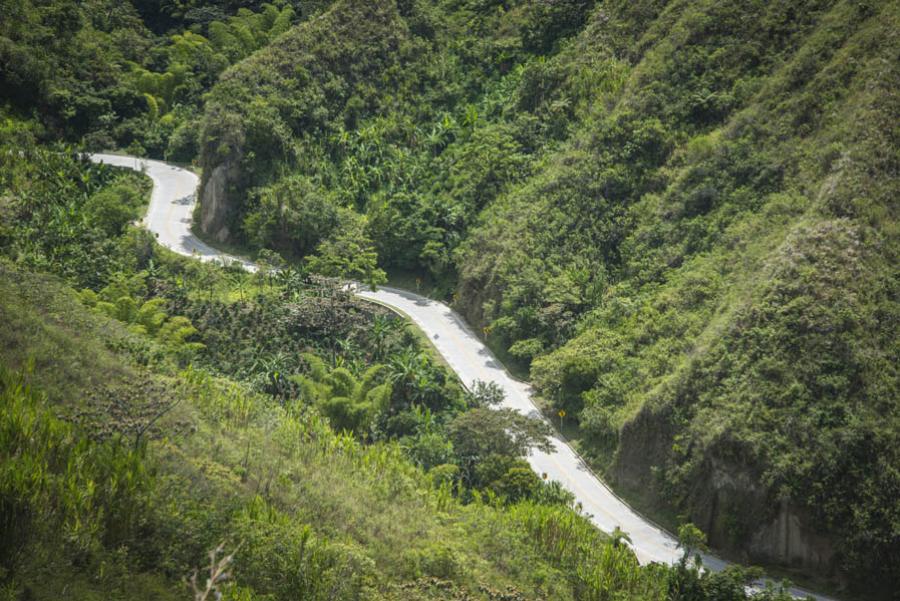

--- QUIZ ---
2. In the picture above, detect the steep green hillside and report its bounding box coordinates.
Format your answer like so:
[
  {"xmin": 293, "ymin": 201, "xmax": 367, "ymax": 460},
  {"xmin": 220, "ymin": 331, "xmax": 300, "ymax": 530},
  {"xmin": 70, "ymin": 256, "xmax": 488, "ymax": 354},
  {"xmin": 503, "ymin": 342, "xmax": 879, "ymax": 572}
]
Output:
[
  {"xmin": 197, "ymin": 0, "xmax": 899, "ymax": 595},
  {"xmin": 0, "ymin": 124, "xmax": 801, "ymax": 600},
  {"xmin": 0, "ymin": 0, "xmax": 307, "ymax": 157},
  {"xmin": 514, "ymin": 3, "xmax": 900, "ymax": 592},
  {"xmin": 196, "ymin": 0, "xmax": 588, "ymax": 267},
  {"xmin": 0, "ymin": 262, "xmax": 577, "ymax": 600},
  {"xmin": 2, "ymin": 0, "xmax": 896, "ymax": 597}
]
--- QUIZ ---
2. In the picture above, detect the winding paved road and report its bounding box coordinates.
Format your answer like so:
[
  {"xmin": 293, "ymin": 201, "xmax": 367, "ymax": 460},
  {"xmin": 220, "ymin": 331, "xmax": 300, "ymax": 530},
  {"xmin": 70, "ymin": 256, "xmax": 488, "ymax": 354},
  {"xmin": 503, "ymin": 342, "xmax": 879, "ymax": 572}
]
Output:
[{"xmin": 90, "ymin": 153, "xmax": 831, "ymax": 600}]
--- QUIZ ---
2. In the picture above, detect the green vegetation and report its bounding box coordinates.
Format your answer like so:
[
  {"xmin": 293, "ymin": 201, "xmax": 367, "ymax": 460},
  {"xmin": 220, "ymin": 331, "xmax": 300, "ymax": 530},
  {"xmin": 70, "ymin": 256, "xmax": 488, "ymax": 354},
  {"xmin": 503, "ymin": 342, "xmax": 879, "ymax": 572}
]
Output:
[
  {"xmin": 2, "ymin": 0, "xmax": 897, "ymax": 598},
  {"xmin": 0, "ymin": 123, "xmax": 800, "ymax": 600},
  {"xmin": 192, "ymin": 1, "xmax": 898, "ymax": 595},
  {"xmin": 0, "ymin": 0, "xmax": 313, "ymax": 157}
]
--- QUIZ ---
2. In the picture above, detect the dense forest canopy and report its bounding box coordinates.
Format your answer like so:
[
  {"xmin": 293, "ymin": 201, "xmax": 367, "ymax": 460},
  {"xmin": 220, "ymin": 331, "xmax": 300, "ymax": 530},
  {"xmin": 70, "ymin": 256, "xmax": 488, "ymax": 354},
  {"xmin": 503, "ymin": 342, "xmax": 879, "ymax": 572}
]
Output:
[
  {"xmin": 0, "ymin": 0, "xmax": 897, "ymax": 599},
  {"xmin": 193, "ymin": 0, "xmax": 898, "ymax": 593}
]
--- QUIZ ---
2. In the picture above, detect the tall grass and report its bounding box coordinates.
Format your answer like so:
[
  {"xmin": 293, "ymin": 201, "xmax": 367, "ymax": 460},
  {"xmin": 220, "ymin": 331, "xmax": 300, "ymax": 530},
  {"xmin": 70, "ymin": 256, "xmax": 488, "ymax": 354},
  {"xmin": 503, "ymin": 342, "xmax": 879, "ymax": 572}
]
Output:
[
  {"xmin": 506, "ymin": 502, "xmax": 667, "ymax": 600},
  {"xmin": 0, "ymin": 365, "xmax": 152, "ymax": 568}
]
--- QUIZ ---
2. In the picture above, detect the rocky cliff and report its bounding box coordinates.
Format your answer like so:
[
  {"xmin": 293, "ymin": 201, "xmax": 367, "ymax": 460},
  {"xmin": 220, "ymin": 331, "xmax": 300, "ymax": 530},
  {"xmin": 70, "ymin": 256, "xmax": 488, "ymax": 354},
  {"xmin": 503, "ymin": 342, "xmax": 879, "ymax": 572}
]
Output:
[
  {"xmin": 198, "ymin": 153, "xmax": 243, "ymax": 243},
  {"xmin": 615, "ymin": 400, "xmax": 838, "ymax": 580}
]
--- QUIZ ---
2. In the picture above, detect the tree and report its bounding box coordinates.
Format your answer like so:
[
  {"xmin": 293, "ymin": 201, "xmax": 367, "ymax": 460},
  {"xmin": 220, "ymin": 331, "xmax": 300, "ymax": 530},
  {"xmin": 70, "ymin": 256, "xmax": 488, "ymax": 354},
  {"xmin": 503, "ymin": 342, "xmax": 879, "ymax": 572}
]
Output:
[
  {"xmin": 386, "ymin": 347, "xmax": 428, "ymax": 407},
  {"xmin": 677, "ymin": 523, "xmax": 708, "ymax": 568},
  {"xmin": 448, "ymin": 407, "xmax": 553, "ymax": 484},
  {"xmin": 255, "ymin": 248, "xmax": 285, "ymax": 288},
  {"xmin": 306, "ymin": 211, "xmax": 386, "ymax": 289},
  {"xmin": 245, "ymin": 176, "xmax": 341, "ymax": 257},
  {"xmin": 492, "ymin": 466, "xmax": 540, "ymax": 502},
  {"xmin": 406, "ymin": 431, "xmax": 454, "ymax": 471},
  {"xmin": 317, "ymin": 395, "xmax": 373, "ymax": 437},
  {"xmin": 368, "ymin": 314, "xmax": 404, "ymax": 360},
  {"xmin": 465, "ymin": 379, "xmax": 505, "ymax": 408},
  {"xmin": 227, "ymin": 271, "xmax": 247, "ymax": 301},
  {"xmin": 274, "ymin": 265, "xmax": 306, "ymax": 298},
  {"xmin": 84, "ymin": 182, "xmax": 144, "ymax": 236}
]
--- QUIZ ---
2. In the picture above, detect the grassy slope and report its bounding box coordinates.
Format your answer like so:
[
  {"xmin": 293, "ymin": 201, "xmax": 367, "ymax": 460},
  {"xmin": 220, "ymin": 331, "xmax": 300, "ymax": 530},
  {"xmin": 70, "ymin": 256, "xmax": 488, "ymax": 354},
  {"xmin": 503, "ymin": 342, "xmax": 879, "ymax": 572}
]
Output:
[
  {"xmin": 192, "ymin": 0, "xmax": 897, "ymax": 594},
  {"xmin": 459, "ymin": 1, "xmax": 898, "ymax": 592},
  {"xmin": 0, "ymin": 260, "xmax": 622, "ymax": 600}
]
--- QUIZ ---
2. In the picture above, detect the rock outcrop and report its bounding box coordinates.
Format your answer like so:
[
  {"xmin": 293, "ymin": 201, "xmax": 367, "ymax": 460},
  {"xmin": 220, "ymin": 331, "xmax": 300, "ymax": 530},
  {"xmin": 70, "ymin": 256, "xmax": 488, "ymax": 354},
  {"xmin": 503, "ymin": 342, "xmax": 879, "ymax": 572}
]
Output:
[
  {"xmin": 749, "ymin": 500, "xmax": 835, "ymax": 572},
  {"xmin": 614, "ymin": 402, "xmax": 836, "ymax": 577},
  {"xmin": 198, "ymin": 158, "xmax": 240, "ymax": 243}
]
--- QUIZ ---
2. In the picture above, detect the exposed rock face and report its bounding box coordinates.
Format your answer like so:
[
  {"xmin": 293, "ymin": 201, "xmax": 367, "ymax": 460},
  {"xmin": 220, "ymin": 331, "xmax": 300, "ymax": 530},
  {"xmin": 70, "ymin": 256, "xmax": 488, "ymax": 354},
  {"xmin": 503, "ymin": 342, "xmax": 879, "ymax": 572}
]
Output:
[
  {"xmin": 455, "ymin": 274, "xmax": 492, "ymax": 331},
  {"xmin": 613, "ymin": 402, "xmax": 675, "ymax": 492},
  {"xmin": 614, "ymin": 403, "xmax": 836, "ymax": 577},
  {"xmin": 198, "ymin": 159, "xmax": 239, "ymax": 243},
  {"xmin": 692, "ymin": 460, "xmax": 836, "ymax": 572},
  {"xmin": 748, "ymin": 500, "xmax": 835, "ymax": 572}
]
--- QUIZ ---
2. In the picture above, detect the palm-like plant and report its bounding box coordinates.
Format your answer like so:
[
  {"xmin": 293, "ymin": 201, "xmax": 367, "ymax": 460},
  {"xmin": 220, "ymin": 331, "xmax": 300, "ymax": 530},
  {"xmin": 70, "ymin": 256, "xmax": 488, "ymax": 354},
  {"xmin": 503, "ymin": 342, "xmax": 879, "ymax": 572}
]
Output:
[
  {"xmin": 227, "ymin": 272, "xmax": 247, "ymax": 302},
  {"xmin": 387, "ymin": 347, "xmax": 424, "ymax": 384},
  {"xmin": 386, "ymin": 347, "xmax": 430, "ymax": 409},
  {"xmin": 251, "ymin": 351, "xmax": 293, "ymax": 396},
  {"xmin": 610, "ymin": 526, "xmax": 632, "ymax": 549},
  {"xmin": 368, "ymin": 314, "xmax": 402, "ymax": 359}
]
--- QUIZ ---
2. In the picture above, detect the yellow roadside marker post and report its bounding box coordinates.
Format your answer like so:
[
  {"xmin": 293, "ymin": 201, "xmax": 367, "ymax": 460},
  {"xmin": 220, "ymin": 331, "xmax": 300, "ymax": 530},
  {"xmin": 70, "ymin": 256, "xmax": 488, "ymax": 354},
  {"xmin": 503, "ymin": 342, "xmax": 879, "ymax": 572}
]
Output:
[{"xmin": 558, "ymin": 409, "xmax": 566, "ymax": 431}]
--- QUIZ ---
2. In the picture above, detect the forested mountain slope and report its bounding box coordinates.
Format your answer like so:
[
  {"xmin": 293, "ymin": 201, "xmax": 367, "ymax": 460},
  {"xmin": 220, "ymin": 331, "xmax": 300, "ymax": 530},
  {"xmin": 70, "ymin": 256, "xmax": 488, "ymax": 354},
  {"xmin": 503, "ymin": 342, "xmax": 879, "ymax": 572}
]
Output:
[
  {"xmin": 0, "ymin": 129, "xmax": 724, "ymax": 601},
  {"xmin": 196, "ymin": 0, "xmax": 899, "ymax": 595},
  {"xmin": 0, "ymin": 0, "xmax": 308, "ymax": 156},
  {"xmin": 2, "ymin": 0, "xmax": 897, "ymax": 597},
  {"xmin": 1, "ymin": 122, "xmax": 807, "ymax": 600}
]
